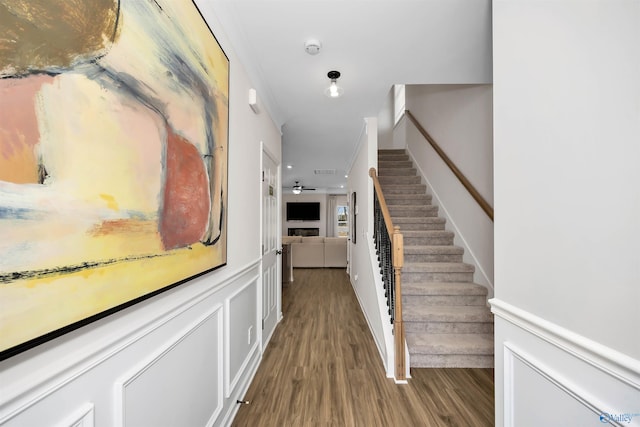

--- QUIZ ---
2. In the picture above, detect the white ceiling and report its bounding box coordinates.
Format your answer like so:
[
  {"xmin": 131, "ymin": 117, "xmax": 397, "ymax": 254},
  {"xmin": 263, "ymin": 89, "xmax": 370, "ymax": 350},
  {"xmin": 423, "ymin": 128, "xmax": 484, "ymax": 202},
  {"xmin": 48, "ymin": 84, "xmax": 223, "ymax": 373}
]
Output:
[{"xmin": 207, "ymin": 0, "xmax": 492, "ymax": 193}]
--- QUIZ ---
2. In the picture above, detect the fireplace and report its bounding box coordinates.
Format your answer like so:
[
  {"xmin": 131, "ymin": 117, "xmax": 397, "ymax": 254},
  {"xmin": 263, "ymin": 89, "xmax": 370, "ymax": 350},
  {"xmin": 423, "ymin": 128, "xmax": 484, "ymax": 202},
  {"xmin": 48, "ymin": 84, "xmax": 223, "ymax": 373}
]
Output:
[{"xmin": 288, "ymin": 228, "xmax": 320, "ymax": 237}]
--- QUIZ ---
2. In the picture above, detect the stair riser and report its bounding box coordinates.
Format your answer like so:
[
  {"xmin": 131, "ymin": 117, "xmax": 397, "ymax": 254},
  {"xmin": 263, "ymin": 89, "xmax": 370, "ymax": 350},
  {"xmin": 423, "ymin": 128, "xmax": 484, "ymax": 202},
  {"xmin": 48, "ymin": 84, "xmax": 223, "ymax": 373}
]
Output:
[
  {"xmin": 378, "ymin": 155, "xmax": 409, "ymax": 162},
  {"xmin": 403, "ymin": 271, "xmax": 474, "ymax": 283},
  {"xmin": 404, "ymin": 253, "xmax": 463, "ymax": 263},
  {"xmin": 404, "ymin": 236, "xmax": 454, "ymax": 246},
  {"xmin": 409, "ymin": 354, "xmax": 494, "ymax": 369},
  {"xmin": 393, "ymin": 217, "xmax": 445, "ymax": 224},
  {"xmin": 378, "ymin": 161, "xmax": 413, "ymax": 168},
  {"xmin": 378, "ymin": 168, "xmax": 417, "ymax": 176},
  {"xmin": 378, "ymin": 176, "xmax": 421, "ymax": 185},
  {"xmin": 403, "ymin": 309, "xmax": 492, "ymax": 323},
  {"xmin": 388, "ymin": 207, "xmax": 439, "ymax": 217},
  {"xmin": 405, "ymin": 321, "xmax": 494, "ymax": 334},
  {"xmin": 379, "ymin": 186, "xmax": 426, "ymax": 194},
  {"xmin": 386, "ymin": 197, "xmax": 432, "ymax": 206},
  {"xmin": 395, "ymin": 223, "xmax": 446, "ymax": 231},
  {"xmin": 402, "ymin": 294, "xmax": 486, "ymax": 306}
]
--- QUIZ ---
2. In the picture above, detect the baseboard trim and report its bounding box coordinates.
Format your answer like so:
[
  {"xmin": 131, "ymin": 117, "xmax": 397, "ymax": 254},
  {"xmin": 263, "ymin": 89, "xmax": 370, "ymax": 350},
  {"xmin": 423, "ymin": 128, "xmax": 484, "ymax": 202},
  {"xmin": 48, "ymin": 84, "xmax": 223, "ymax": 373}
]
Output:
[
  {"xmin": 490, "ymin": 298, "xmax": 640, "ymax": 389},
  {"xmin": 218, "ymin": 346, "xmax": 262, "ymax": 427}
]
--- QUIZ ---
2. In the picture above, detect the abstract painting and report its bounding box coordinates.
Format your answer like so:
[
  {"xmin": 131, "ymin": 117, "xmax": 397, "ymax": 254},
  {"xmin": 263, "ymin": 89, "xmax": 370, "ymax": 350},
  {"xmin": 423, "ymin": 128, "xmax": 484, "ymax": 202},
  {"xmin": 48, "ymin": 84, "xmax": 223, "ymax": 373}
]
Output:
[{"xmin": 0, "ymin": 0, "xmax": 229, "ymax": 358}]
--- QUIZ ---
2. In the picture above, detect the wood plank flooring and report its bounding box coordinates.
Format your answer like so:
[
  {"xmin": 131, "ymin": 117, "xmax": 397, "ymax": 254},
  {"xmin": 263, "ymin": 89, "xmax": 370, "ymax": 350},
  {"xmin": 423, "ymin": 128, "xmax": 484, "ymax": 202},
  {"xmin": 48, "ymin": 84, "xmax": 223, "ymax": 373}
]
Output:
[{"xmin": 232, "ymin": 268, "xmax": 494, "ymax": 426}]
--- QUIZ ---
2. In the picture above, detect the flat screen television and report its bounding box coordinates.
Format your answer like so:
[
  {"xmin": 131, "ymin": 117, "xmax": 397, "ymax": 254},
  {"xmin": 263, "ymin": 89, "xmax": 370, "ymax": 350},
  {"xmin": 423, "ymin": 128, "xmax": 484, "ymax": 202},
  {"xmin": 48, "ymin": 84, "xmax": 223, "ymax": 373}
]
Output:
[{"xmin": 286, "ymin": 202, "xmax": 320, "ymax": 221}]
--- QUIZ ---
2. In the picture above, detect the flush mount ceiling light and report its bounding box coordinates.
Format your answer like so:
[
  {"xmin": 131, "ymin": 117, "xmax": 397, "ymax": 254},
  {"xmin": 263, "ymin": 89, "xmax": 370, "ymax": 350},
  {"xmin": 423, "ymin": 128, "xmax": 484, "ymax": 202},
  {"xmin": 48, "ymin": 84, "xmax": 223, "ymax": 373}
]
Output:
[{"xmin": 324, "ymin": 70, "xmax": 344, "ymax": 98}]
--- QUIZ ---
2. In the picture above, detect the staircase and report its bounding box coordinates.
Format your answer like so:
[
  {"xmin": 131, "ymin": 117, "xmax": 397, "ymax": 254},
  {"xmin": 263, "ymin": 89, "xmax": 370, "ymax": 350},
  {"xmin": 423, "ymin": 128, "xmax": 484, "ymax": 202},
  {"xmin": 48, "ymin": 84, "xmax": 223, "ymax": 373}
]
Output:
[{"xmin": 377, "ymin": 149, "xmax": 494, "ymax": 368}]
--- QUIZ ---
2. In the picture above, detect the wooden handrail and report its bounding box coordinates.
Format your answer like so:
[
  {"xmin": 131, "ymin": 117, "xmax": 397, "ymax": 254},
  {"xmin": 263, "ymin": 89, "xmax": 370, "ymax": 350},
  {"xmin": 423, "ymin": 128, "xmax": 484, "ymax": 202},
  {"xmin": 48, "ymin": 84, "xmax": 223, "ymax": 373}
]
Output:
[
  {"xmin": 369, "ymin": 167, "xmax": 406, "ymax": 381},
  {"xmin": 369, "ymin": 168, "xmax": 395, "ymax": 237},
  {"xmin": 404, "ymin": 110, "xmax": 494, "ymax": 221}
]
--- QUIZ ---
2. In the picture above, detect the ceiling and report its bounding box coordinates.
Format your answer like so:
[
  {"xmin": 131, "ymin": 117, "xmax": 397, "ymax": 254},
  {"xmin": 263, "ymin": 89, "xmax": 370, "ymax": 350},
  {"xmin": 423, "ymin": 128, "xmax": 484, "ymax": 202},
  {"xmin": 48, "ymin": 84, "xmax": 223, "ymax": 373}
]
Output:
[{"xmin": 205, "ymin": 0, "xmax": 492, "ymax": 194}]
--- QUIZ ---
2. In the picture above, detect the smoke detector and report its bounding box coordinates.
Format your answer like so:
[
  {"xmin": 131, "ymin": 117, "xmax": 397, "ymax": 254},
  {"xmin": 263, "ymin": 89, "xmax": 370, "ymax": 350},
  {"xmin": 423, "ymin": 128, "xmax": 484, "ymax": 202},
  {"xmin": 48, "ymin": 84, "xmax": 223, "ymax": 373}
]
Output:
[{"xmin": 304, "ymin": 39, "xmax": 321, "ymax": 55}]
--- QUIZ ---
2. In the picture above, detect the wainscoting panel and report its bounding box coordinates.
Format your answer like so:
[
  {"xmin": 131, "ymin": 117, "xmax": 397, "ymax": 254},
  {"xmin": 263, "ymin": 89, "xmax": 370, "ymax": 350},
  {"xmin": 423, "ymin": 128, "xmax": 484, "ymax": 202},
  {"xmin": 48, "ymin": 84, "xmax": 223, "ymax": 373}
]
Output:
[
  {"xmin": 0, "ymin": 261, "xmax": 263, "ymax": 427},
  {"xmin": 115, "ymin": 305, "xmax": 223, "ymax": 427},
  {"xmin": 505, "ymin": 344, "xmax": 612, "ymax": 426},
  {"xmin": 492, "ymin": 299, "xmax": 640, "ymax": 427},
  {"xmin": 54, "ymin": 402, "xmax": 94, "ymax": 427},
  {"xmin": 225, "ymin": 276, "xmax": 259, "ymax": 398}
]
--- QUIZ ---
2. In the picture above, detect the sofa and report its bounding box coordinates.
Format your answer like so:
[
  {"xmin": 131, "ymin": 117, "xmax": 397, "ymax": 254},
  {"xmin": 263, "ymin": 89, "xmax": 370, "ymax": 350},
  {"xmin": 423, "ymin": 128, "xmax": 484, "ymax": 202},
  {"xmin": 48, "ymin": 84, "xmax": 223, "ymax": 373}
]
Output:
[{"xmin": 282, "ymin": 236, "xmax": 348, "ymax": 268}]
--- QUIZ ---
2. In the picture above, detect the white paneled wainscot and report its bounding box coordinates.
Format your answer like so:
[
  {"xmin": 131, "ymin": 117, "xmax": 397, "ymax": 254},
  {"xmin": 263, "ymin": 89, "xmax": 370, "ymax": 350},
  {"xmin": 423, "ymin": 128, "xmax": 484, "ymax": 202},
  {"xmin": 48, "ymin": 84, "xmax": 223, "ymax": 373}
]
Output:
[
  {"xmin": 492, "ymin": 299, "xmax": 640, "ymax": 427},
  {"xmin": 0, "ymin": 262, "xmax": 262, "ymax": 427}
]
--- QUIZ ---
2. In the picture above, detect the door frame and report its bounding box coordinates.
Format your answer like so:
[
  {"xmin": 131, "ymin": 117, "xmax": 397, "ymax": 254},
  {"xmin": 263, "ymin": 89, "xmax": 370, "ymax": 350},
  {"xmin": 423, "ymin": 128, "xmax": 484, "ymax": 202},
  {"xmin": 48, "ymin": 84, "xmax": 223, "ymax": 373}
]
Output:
[{"xmin": 260, "ymin": 142, "xmax": 282, "ymax": 351}]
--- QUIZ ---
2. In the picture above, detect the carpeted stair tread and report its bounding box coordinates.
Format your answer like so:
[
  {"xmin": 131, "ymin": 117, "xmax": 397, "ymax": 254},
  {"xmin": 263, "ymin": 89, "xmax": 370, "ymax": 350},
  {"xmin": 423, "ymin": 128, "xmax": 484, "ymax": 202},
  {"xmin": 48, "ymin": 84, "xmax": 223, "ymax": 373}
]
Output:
[
  {"xmin": 378, "ymin": 155, "xmax": 409, "ymax": 162},
  {"xmin": 378, "ymin": 160, "xmax": 413, "ymax": 169},
  {"xmin": 402, "ymin": 230, "xmax": 454, "ymax": 246},
  {"xmin": 402, "ymin": 230, "xmax": 454, "ymax": 239},
  {"xmin": 378, "ymin": 175, "xmax": 421, "ymax": 185},
  {"xmin": 392, "ymin": 218, "xmax": 446, "ymax": 231},
  {"xmin": 403, "ymin": 281, "xmax": 488, "ymax": 296},
  {"xmin": 403, "ymin": 304, "xmax": 493, "ymax": 323},
  {"xmin": 378, "ymin": 184, "xmax": 427, "ymax": 194},
  {"xmin": 393, "ymin": 217, "xmax": 445, "ymax": 225},
  {"xmin": 404, "ymin": 262, "xmax": 475, "ymax": 273},
  {"xmin": 378, "ymin": 149, "xmax": 407, "ymax": 154},
  {"xmin": 378, "ymin": 168, "xmax": 417, "ymax": 176},
  {"xmin": 384, "ymin": 194, "xmax": 432, "ymax": 204},
  {"xmin": 406, "ymin": 333, "xmax": 494, "ymax": 355},
  {"xmin": 388, "ymin": 205, "xmax": 439, "ymax": 218},
  {"xmin": 403, "ymin": 245, "xmax": 464, "ymax": 255}
]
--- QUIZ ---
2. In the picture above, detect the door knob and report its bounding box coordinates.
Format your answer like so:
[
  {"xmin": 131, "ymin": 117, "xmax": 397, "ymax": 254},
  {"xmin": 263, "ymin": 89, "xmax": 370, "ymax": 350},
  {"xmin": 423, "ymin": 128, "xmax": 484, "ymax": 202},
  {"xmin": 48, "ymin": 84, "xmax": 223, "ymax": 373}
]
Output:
[{"xmin": 276, "ymin": 250, "xmax": 283, "ymax": 255}]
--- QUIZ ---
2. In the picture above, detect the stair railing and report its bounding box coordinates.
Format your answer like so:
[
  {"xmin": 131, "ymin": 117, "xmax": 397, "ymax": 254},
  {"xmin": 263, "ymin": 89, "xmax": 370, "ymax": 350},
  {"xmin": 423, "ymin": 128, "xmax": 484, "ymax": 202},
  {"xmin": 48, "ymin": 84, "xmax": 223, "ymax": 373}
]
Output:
[
  {"xmin": 405, "ymin": 110, "xmax": 494, "ymax": 221},
  {"xmin": 369, "ymin": 167, "xmax": 406, "ymax": 381}
]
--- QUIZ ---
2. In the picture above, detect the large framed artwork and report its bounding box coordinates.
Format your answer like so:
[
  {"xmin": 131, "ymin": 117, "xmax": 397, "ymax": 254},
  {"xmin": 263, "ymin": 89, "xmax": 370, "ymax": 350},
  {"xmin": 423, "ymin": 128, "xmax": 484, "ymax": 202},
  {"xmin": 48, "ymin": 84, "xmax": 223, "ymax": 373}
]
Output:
[{"xmin": 0, "ymin": 0, "xmax": 229, "ymax": 359}]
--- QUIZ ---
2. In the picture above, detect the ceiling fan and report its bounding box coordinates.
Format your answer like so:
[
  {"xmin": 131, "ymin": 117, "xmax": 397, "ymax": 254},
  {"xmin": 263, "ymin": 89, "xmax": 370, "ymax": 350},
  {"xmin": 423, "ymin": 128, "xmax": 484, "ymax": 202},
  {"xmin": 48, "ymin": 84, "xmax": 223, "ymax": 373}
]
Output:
[{"xmin": 290, "ymin": 181, "xmax": 316, "ymax": 194}]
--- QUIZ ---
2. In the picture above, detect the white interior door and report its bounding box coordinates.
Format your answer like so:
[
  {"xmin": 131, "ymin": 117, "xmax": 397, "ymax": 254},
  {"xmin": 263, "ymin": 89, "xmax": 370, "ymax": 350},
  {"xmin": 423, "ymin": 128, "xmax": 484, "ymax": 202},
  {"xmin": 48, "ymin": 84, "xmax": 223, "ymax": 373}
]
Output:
[{"xmin": 261, "ymin": 149, "xmax": 280, "ymax": 348}]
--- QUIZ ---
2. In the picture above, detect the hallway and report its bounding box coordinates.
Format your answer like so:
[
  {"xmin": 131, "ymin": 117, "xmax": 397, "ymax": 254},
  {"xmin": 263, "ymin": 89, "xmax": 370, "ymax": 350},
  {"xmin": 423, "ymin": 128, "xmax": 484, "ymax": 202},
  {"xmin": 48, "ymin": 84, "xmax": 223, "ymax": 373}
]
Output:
[{"xmin": 232, "ymin": 269, "xmax": 494, "ymax": 426}]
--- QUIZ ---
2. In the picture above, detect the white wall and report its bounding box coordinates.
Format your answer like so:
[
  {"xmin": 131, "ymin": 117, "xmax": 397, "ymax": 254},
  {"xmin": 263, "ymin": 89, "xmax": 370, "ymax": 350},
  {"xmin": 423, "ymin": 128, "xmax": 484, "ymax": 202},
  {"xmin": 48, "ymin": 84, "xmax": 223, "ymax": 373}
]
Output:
[
  {"xmin": 404, "ymin": 84, "xmax": 494, "ymax": 294},
  {"xmin": 492, "ymin": 1, "xmax": 640, "ymax": 425},
  {"xmin": 406, "ymin": 85, "xmax": 493, "ymax": 205},
  {"xmin": 0, "ymin": 3, "xmax": 282, "ymax": 426},
  {"xmin": 377, "ymin": 87, "xmax": 396, "ymax": 150},
  {"xmin": 347, "ymin": 118, "xmax": 396, "ymax": 377}
]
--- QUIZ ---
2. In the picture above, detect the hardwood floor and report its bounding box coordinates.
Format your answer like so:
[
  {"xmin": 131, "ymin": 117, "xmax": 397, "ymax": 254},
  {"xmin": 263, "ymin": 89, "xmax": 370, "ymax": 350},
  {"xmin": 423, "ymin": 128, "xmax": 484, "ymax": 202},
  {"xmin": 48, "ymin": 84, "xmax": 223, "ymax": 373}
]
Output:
[{"xmin": 232, "ymin": 268, "xmax": 494, "ymax": 426}]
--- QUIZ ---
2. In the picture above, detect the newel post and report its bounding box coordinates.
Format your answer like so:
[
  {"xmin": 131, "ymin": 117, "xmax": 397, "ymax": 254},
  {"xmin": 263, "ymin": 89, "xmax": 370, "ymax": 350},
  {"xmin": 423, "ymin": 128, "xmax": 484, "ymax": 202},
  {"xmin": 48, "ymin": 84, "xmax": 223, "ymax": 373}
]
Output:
[{"xmin": 392, "ymin": 225, "xmax": 406, "ymax": 381}]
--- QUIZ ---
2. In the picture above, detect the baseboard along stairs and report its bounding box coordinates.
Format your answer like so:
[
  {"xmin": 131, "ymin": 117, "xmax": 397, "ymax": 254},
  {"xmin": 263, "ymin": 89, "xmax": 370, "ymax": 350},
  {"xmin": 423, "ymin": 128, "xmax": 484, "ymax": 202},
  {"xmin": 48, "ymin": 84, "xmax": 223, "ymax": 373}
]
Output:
[{"xmin": 377, "ymin": 149, "xmax": 494, "ymax": 368}]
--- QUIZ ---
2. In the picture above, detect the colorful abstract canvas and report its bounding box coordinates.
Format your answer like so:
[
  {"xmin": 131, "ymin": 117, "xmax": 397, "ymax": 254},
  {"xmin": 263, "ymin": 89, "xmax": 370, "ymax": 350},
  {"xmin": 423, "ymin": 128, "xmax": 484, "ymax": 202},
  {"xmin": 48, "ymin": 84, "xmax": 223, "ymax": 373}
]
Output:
[{"xmin": 0, "ymin": 0, "xmax": 229, "ymax": 358}]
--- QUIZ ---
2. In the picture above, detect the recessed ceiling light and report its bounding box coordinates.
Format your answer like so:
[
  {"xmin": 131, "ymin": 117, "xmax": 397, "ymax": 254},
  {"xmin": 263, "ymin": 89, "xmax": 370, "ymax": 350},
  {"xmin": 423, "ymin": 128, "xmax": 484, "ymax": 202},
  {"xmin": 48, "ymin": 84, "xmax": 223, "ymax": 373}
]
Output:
[
  {"xmin": 344, "ymin": 174, "xmax": 348, "ymax": 178},
  {"xmin": 286, "ymin": 165, "xmax": 293, "ymax": 169}
]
